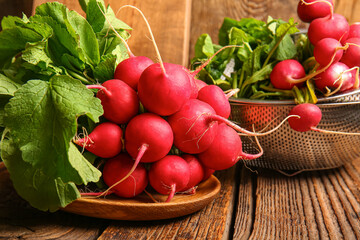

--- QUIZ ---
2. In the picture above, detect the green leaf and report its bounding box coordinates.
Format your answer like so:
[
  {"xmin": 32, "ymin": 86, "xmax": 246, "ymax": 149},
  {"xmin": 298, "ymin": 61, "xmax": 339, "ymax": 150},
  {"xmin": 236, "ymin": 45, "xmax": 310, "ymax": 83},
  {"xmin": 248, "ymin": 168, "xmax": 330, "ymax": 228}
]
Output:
[
  {"xmin": 275, "ymin": 18, "xmax": 299, "ymax": 37},
  {"xmin": 22, "ymin": 41, "xmax": 53, "ymax": 70},
  {"xmin": 4, "ymin": 75, "xmax": 103, "ymax": 167},
  {"xmin": 228, "ymin": 27, "xmax": 248, "ymax": 45},
  {"xmin": 0, "ymin": 74, "xmax": 21, "ymax": 96},
  {"xmin": 94, "ymin": 55, "xmax": 116, "ymax": 82},
  {"xmin": 1, "ymin": 16, "xmax": 25, "ymax": 30},
  {"xmin": 272, "ymin": 34, "xmax": 297, "ymax": 61},
  {"xmin": 0, "ymin": 26, "xmax": 44, "ymax": 68},
  {"xmin": 2, "ymin": 75, "xmax": 103, "ymax": 211},
  {"xmin": 1, "ymin": 137, "xmax": 80, "ymax": 212},
  {"xmin": 67, "ymin": 9, "xmax": 100, "ymax": 65},
  {"xmin": 194, "ymin": 34, "xmax": 214, "ymax": 59}
]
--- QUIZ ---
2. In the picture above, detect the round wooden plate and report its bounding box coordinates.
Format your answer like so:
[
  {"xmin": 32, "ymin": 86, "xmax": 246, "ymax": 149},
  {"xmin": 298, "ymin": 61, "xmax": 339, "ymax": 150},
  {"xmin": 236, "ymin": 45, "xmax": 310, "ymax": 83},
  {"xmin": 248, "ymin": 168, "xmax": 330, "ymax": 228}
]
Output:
[{"xmin": 62, "ymin": 175, "xmax": 221, "ymax": 221}]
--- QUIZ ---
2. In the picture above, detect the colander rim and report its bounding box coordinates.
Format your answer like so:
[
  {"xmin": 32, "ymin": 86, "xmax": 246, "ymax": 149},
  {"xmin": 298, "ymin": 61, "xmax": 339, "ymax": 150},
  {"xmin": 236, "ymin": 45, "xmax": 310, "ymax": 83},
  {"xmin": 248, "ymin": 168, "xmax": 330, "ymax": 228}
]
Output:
[{"xmin": 229, "ymin": 88, "xmax": 360, "ymax": 106}]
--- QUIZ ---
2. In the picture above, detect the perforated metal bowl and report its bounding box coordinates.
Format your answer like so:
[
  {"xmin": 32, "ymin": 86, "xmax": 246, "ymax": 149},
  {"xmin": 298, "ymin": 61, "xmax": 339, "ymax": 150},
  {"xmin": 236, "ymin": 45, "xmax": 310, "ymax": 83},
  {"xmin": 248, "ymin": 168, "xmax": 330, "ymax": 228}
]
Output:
[{"xmin": 229, "ymin": 91, "xmax": 360, "ymax": 171}]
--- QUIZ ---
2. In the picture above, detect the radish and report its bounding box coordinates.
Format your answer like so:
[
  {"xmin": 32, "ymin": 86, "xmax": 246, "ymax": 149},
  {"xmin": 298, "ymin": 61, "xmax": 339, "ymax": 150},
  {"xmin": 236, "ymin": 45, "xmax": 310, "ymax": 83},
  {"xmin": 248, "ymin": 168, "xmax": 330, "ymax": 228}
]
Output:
[
  {"xmin": 288, "ymin": 103, "xmax": 360, "ymax": 134},
  {"xmin": 74, "ymin": 122, "xmax": 123, "ymax": 158},
  {"xmin": 270, "ymin": 56, "xmax": 339, "ymax": 90},
  {"xmin": 195, "ymin": 79, "xmax": 208, "ymax": 91},
  {"xmin": 307, "ymin": 13, "xmax": 349, "ymax": 45},
  {"xmin": 314, "ymin": 62, "xmax": 356, "ymax": 95},
  {"xmin": 102, "ymin": 153, "xmax": 148, "ymax": 198},
  {"xmin": 269, "ymin": 59, "xmax": 306, "ymax": 90},
  {"xmin": 100, "ymin": 113, "xmax": 174, "ymax": 196},
  {"xmin": 138, "ymin": 62, "xmax": 192, "ymax": 116},
  {"xmin": 149, "ymin": 155, "xmax": 190, "ymax": 202},
  {"xmin": 125, "ymin": 113, "xmax": 174, "ymax": 164},
  {"xmin": 114, "ymin": 56, "xmax": 154, "ymax": 90},
  {"xmin": 313, "ymin": 38, "xmax": 344, "ymax": 66},
  {"xmin": 167, "ymin": 99, "xmax": 291, "ymax": 154},
  {"xmin": 87, "ymin": 79, "xmax": 139, "ymax": 124},
  {"xmin": 297, "ymin": 0, "xmax": 333, "ymax": 23},
  {"xmin": 198, "ymin": 123, "xmax": 263, "ymax": 170},
  {"xmin": 202, "ymin": 167, "xmax": 215, "ymax": 182},
  {"xmin": 348, "ymin": 22, "xmax": 360, "ymax": 39},
  {"xmin": 180, "ymin": 154, "xmax": 205, "ymax": 193},
  {"xmin": 197, "ymin": 85, "xmax": 233, "ymax": 118},
  {"xmin": 340, "ymin": 38, "xmax": 360, "ymax": 68}
]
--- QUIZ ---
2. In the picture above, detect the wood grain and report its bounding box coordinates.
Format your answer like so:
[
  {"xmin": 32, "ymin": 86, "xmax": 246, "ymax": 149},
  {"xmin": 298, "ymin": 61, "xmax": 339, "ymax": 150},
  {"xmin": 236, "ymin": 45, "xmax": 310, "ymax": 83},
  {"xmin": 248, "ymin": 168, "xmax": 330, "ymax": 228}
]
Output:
[{"xmin": 230, "ymin": 159, "xmax": 360, "ymax": 239}]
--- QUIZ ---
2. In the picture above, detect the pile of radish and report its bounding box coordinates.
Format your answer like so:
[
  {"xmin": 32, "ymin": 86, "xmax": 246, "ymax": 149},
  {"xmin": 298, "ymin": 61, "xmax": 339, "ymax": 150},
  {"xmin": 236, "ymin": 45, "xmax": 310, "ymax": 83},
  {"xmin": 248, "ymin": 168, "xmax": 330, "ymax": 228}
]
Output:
[
  {"xmin": 280, "ymin": 0, "xmax": 360, "ymax": 134},
  {"xmin": 74, "ymin": 0, "xmax": 360, "ymax": 202},
  {"xmin": 74, "ymin": 7, "xmax": 274, "ymax": 202},
  {"xmin": 273, "ymin": 0, "xmax": 359, "ymax": 96}
]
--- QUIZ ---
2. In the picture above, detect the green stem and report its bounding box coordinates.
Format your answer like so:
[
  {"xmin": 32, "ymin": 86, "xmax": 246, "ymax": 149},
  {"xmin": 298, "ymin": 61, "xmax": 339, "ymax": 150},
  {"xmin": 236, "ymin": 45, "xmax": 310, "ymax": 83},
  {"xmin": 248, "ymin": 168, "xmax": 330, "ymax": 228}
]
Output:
[{"xmin": 67, "ymin": 70, "xmax": 94, "ymax": 85}]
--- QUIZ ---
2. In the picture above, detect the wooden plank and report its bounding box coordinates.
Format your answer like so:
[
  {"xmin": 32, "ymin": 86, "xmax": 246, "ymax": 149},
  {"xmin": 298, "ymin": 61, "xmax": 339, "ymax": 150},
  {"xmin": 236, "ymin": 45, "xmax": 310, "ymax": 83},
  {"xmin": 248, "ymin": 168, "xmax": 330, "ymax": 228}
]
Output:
[
  {"xmin": 236, "ymin": 158, "xmax": 360, "ymax": 239},
  {"xmin": 97, "ymin": 166, "xmax": 237, "ymax": 240},
  {"xmin": 31, "ymin": 0, "xmax": 192, "ymax": 66},
  {"xmin": 232, "ymin": 165, "xmax": 256, "ymax": 240},
  {"xmin": 0, "ymin": 0, "xmax": 33, "ymax": 20},
  {"xmin": 334, "ymin": 0, "xmax": 360, "ymax": 24}
]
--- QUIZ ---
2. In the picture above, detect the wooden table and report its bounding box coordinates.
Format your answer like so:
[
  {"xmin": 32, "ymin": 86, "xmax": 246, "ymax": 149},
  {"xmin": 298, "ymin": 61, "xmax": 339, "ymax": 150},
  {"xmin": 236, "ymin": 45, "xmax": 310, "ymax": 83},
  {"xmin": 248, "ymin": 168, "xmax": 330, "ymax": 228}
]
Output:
[
  {"xmin": 1, "ymin": 159, "xmax": 360, "ymax": 239},
  {"xmin": 1, "ymin": 0, "xmax": 360, "ymax": 239}
]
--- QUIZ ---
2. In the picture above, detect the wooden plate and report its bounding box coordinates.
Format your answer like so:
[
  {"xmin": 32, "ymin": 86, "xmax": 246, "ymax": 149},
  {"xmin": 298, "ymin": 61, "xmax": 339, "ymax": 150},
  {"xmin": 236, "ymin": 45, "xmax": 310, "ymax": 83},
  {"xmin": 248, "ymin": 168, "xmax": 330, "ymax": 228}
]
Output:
[{"xmin": 62, "ymin": 175, "xmax": 221, "ymax": 221}]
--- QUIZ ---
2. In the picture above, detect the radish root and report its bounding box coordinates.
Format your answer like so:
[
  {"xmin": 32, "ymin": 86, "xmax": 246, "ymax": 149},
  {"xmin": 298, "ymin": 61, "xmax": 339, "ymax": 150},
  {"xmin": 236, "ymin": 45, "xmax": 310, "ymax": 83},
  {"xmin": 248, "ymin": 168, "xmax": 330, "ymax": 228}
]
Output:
[{"xmin": 116, "ymin": 5, "xmax": 165, "ymax": 73}]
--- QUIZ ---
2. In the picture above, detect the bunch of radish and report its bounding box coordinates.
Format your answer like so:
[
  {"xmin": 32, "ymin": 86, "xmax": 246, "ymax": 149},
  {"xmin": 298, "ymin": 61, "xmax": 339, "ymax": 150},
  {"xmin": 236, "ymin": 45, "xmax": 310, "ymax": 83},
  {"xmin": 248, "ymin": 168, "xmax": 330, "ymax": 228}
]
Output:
[
  {"xmin": 285, "ymin": 0, "xmax": 360, "ymax": 134},
  {"xmin": 272, "ymin": 0, "xmax": 359, "ymax": 97},
  {"xmin": 74, "ymin": 6, "xmax": 278, "ymax": 203}
]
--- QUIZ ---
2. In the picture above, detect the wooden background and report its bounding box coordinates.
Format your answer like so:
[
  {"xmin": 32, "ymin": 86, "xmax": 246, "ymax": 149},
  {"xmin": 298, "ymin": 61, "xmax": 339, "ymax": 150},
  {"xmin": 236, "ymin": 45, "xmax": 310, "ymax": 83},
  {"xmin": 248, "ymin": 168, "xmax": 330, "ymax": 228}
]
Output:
[
  {"xmin": 1, "ymin": 1, "xmax": 360, "ymax": 239},
  {"xmin": 1, "ymin": 0, "xmax": 359, "ymax": 66}
]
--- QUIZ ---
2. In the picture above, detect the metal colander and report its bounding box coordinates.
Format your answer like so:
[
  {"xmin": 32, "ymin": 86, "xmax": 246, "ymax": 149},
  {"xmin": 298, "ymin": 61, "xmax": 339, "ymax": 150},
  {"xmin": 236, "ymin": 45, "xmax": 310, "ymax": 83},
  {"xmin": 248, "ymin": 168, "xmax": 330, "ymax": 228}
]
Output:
[{"xmin": 229, "ymin": 90, "xmax": 360, "ymax": 171}]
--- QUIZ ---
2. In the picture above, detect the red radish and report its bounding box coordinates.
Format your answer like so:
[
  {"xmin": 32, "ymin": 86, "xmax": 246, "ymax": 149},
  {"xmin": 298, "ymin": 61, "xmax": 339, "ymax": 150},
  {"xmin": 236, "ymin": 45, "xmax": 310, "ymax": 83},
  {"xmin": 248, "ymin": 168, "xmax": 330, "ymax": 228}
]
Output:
[
  {"xmin": 297, "ymin": 0, "xmax": 333, "ymax": 23},
  {"xmin": 313, "ymin": 38, "xmax": 344, "ymax": 66},
  {"xmin": 197, "ymin": 85, "xmax": 232, "ymax": 118},
  {"xmin": 307, "ymin": 13, "xmax": 349, "ymax": 45},
  {"xmin": 125, "ymin": 113, "xmax": 174, "ymax": 164},
  {"xmin": 269, "ymin": 59, "xmax": 306, "ymax": 90},
  {"xmin": 348, "ymin": 23, "xmax": 360, "ymax": 39},
  {"xmin": 289, "ymin": 103, "xmax": 360, "ymax": 135},
  {"xmin": 74, "ymin": 122, "xmax": 123, "ymax": 158},
  {"xmin": 180, "ymin": 154, "xmax": 205, "ymax": 192},
  {"xmin": 138, "ymin": 62, "xmax": 192, "ymax": 116},
  {"xmin": 314, "ymin": 62, "xmax": 356, "ymax": 94},
  {"xmin": 288, "ymin": 103, "xmax": 322, "ymax": 132},
  {"xmin": 167, "ymin": 99, "xmax": 218, "ymax": 154},
  {"xmin": 198, "ymin": 123, "xmax": 263, "ymax": 170},
  {"xmin": 87, "ymin": 79, "xmax": 139, "ymax": 124},
  {"xmin": 114, "ymin": 56, "xmax": 154, "ymax": 90},
  {"xmin": 167, "ymin": 99, "xmax": 289, "ymax": 154},
  {"xmin": 102, "ymin": 153, "xmax": 148, "ymax": 198},
  {"xmin": 103, "ymin": 113, "xmax": 174, "ymax": 194},
  {"xmin": 195, "ymin": 79, "xmax": 208, "ymax": 91},
  {"xmin": 149, "ymin": 155, "xmax": 190, "ymax": 202},
  {"xmin": 340, "ymin": 38, "xmax": 360, "ymax": 68},
  {"xmin": 202, "ymin": 167, "xmax": 215, "ymax": 182}
]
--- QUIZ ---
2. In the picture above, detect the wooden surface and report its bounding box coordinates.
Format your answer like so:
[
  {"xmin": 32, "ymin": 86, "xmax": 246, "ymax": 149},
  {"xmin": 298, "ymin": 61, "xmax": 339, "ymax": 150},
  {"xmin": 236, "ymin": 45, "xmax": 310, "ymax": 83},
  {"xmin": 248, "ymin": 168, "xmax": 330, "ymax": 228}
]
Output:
[
  {"xmin": 1, "ymin": 158, "xmax": 360, "ymax": 239},
  {"xmin": 1, "ymin": 0, "xmax": 360, "ymax": 239}
]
